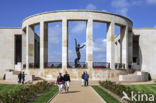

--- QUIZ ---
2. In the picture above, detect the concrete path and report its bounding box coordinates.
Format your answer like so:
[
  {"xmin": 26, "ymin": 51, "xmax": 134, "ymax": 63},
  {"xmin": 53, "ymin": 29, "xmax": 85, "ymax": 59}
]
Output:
[{"xmin": 50, "ymin": 83, "xmax": 104, "ymax": 103}]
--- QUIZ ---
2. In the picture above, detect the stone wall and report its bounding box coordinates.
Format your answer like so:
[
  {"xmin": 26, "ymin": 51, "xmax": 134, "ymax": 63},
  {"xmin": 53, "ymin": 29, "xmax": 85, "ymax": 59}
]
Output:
[
  {"xmin": 133, "ymin": 28, "xmax": 156, "ymax": 79},
  {"xmin": 119, "ymin": 72, "xmax": 149, "ymax": 82},
  {"xmin": 0, "ymin": 28, "xmax": 22, "ymax": 79},
  {"xmin": 25, "ymin": 68, "xmax": 127, "ymax": 81}
]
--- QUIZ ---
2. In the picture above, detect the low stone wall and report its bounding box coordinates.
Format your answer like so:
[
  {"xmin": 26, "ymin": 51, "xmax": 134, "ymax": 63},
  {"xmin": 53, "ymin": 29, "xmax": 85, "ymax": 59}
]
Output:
[
  {"xmin": 25, "ymin": 68, "xmax": 128, "ymax": 81},
  {"xmin": 5, "ymin": 71, "xmax": 32, "ymax": 83},
  {"xmin": 119, "ymin": 72, "xmax": 149, "ymax": 82}
]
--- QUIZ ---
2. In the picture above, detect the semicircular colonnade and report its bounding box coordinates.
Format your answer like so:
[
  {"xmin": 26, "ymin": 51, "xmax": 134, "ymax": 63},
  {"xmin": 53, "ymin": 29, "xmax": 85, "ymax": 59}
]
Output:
[{"xmin": 22, "ymin": 10, "xmax": 133, "ymax": 72}]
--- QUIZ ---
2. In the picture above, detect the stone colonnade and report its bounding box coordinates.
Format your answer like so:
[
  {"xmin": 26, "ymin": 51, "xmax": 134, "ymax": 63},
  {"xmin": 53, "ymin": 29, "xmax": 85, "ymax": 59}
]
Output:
[{"xmin": 22, "ymin": 11, "xmax": 133, "ymax": 72}]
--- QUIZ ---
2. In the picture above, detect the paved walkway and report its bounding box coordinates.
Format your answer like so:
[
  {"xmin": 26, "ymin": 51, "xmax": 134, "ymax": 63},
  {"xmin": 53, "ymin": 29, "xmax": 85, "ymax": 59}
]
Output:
[{"xmin": 50, "ymin": 83, "xmax": 105, "ymax": 103}]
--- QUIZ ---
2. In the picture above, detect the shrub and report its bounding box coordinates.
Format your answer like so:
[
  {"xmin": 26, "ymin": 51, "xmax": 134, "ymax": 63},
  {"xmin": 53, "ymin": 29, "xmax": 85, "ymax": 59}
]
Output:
[{"xmin": 0, "ymin": 81, "xmax": 54, "ymax": 103}]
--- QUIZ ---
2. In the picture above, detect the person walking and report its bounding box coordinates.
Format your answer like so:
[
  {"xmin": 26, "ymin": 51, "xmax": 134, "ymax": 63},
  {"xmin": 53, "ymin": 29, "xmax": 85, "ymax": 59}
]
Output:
[
  {"xmin": 18, "ymin": 72, "xmax": 22, "ymax": 84},
  {"xmin": 63, "ymin": 71, "xmax": 71, "ymax": 93},
  {"xmin": 81, "ymin": 72, "xmax": 85, "ymax": 86},
  {"xmin": 57, "ymin": 73, "xmax": 64, "ymax": 94},
  {"xmin": 21, "ymin": 72, "xmax": 25, "ymax": 84},
  {"xmin": 84, "ymin": 72, "xmax": 89, "ymax": 86}
]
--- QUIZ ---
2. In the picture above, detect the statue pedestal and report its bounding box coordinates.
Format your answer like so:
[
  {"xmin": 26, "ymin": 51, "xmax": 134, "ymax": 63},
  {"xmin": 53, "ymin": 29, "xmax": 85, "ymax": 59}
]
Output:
[{"xmin": 15, "ymin": 62, "xmax": 22, "ymax": 71}]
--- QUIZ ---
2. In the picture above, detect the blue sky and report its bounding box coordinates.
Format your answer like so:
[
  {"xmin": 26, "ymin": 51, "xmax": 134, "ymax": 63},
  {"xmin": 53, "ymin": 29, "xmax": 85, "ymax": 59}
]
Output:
[
  {"xmin": 0, "ymin": 0, "xmax": 156, "ymax": 62},
  {"xmin": 0, "ymin": 0, "xmax": 156, "ymax": 28}
]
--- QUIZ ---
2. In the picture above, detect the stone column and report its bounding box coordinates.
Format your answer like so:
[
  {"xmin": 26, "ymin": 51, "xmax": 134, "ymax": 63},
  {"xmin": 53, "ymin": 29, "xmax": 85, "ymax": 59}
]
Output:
[
  {"xmin": 128, "ymin": 31, "xmax": 133, "ymax": 68},
  {"xmin": 117, "ymin": 40, "xmax": 120, "ymax": 63},
  {"xmin": 106, "ymin": 22, "xmax": 115, "ymax": 69},
  {"xmin": 62, "ymin": 19, "xmax": 68, "ymax": 70},
  {"xmin": 86, "ymin": 19, "xmax": 93, "ymax": 69},
  {"xmin": 26, "ymin": 25, "xmax": 35, "ymax": 73},
  {"xmin": 115, "ymin": 42, "xmax": 118, "ymax": 63},
  {"xmin": 22, "ymin": 30, "xmax": 26, "ymax": 69},
  {"xmin": 40, "ymin": 21, "xmax": 48, "ymax": 70},
  {"xmin": 121, "ymin": 26, "xmax": 128, "ymax": 69}
]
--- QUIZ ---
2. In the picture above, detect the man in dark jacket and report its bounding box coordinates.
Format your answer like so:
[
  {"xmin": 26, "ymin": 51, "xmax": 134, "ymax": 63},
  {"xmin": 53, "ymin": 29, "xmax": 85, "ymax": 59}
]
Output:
[
  {"xmin": 84, "ymin": 71, "xmax": 89, "ymax": 86},
  {"xmin": 81, "ymin": 72, "xmax": 85, "ymax": 86},
  {"xmin": 18, "ymin": 72, "xmax": 22, "ymax": 84},
  {"xmin": 63, "ymin": 71, "xmax": 70, "ymax": 93},
  {"xmin": 21, "ymin": 72, "xmax": 25, "ymax": 84}
]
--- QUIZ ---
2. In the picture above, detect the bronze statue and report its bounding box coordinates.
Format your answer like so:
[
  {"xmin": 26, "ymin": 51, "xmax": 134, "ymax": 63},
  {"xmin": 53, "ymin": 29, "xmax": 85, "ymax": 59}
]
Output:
[{"xmin": 74, "ymin": 38, "xmax": 85, "ymax": 68}]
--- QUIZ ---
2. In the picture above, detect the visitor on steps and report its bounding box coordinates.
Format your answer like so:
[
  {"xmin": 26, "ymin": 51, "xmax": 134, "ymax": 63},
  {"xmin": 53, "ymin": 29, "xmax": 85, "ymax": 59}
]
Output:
[
  {"xmin": 81, "ymin": 72, "xmax": 85, "ymax": 86},
  {"xmin": 21, "ymin": 72, "xmax": 25, "ymax": 84},
  {"xmin": 84, "ymin": 72, "xmax": 89, "ymax": 86},
  {"xmin": 18, "ymin": 72, "xmax": 22, "ymax": 84},
  {"xmin": 57, "ymin": 73, "xmax": 64, "ymax": 94},
  {"xmin": 63, "ymin": 71, "xmax": 71, "ymax": 93}
]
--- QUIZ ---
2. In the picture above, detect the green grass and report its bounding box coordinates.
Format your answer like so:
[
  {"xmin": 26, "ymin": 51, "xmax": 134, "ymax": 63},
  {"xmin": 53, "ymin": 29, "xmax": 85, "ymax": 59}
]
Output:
[
  {"xmin": 32, "ymin": 86, "xmax": 58, "ymax": 103},
  {"xmin": 0, "ymin": 84, "xmax": 30, "ymax": 94},
  {"xmin": 126, "ymin": 84, "xmax": 156, "ymax": 96},
  {"xmin": 92, "ymin": 85, "xmax": 121, "ymax": 103}
]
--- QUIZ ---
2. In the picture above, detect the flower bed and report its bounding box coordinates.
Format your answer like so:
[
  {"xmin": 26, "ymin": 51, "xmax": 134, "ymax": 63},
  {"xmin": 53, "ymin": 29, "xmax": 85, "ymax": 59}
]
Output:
[
  {"xmin": 0, "ymin": 81, "xmax": 55, "ymax": 103},
  {"xmin": 99, "ymin": 81, "xmax": 136, "ymax": 103},
  {"xmin": 99, "ymin": 81, "xmax": 132, "ymax": 98},
  {"xmin": 99, "ymin": 81, "xmax": 156, "ymax": 103}
]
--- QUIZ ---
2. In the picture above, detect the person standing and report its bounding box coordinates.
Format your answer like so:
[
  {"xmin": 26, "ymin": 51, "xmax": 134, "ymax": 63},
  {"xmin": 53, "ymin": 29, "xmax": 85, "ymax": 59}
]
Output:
[
  {"xmin": 21, "ymin": 72, "xmax": 25, "ymax": 84},
  {"xmin": 18, "ymin": 72, "xmax": 22, "ymax": 84},
  {"xmin": 81, "ymin": 72, "xmax": 85, "ymax": 86},
  {"xmin": 63, "ymin": 71, "xmax": 70, "ymax": 93},
  {"xmin": 84, "ymin": 72, "xmax": 89, "ymax": 86},
  {"xmin": 57, "ymin": 73, "xmax": 64, "ymax": 94}
]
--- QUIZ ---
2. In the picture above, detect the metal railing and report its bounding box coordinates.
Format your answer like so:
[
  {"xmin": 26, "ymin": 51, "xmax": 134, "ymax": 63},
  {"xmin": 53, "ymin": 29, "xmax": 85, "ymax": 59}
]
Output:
[
  {"xmin": 22, "ymin": 62, "xmax": 126, "ymax": 69},
  {"xmin": 67, "ymin": 62, "xmax": 87, "ymax": 68},
  {"xmin": 23, "ymin": 63, "xmax": 40, "ymax": 69},
  {"xmin": 45, "ymin": 62, "xmax": 62, "ymax": 68},
  {"xmin": 115, "ymin": 63, "xmax": 125, "ymax": 69},
  {"xmin": 93, "ymin": 62, "xmax": 110, "ymax": 68}
]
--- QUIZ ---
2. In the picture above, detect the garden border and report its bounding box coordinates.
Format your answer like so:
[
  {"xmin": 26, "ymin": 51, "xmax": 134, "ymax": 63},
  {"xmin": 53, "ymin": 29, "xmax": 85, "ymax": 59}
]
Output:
[
  {"xmin": 90, "ymin": 86, "xmax": 106, "ymax": 103},
  {"xmin": 99, "ymin": 85, "xmax": 128, "ymax": 103},
  {"xmin": 47, "ymin": 91, "xmax": 59, "ymax": 103}
]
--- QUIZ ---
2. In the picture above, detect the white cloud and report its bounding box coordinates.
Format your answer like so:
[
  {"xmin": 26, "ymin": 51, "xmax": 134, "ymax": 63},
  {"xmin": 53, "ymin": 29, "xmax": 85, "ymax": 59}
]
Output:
[
  {"xmin": 93, "ymin": 38, "xmax": 106, "ymax": 52},
  {"xmin": 117, "ymin": 8, "xmax": 128, "ymax": 16},
  {"xmin": 147, "ymin": 0, "xmax": 156, "ymax": 4},
  {"xmin": 48, "ymin": 24, "xmax": 62, "ymax": 62},
  {"xmin": 131, "ymin": 0, "xmax": 143, "ymax": 6},
  {"xmin": 154, "ymin": 25, "xmax": 156, "ymax": 28},
  {"xmin": 93, "ymin": 38, "xmax": 106, "ymax": 62},
  {"xmin": 48, "ymin": 51, "xmax": 61, "ymax": 62},
  {"xmin": 111, "ymin": 0, "xmax": 142, "ymax": 17},
  {"xmin": 111, "ymin": 0, "xmax": 129, "ymax": 8},
  {"xmin": 86, "ymin": 3, "xmax": 96, "ymax": 10},
  {"xmin": 71, "ymin": 22, "xmax": 86, "ymax": 34},
  {"xmin": 111, "ymin": 0, "xmax": 129, "ymax": 16},
  {"xmin": 102, "ymin": 10, "xmax": 107, "ymax": 12},
  {"xmin": 48, "ymin": 24, "xmax": 62, "ymax": 45}
]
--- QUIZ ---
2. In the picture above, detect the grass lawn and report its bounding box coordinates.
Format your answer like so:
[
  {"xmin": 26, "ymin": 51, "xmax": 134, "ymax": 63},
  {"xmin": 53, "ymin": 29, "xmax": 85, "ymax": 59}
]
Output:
[
  {"xmin": 92, "ymin": 85, "xmax": 121, "ymax": 103},
  {"xmin": 0, "ymin": 84, "xmax": 29, "ymax": 94},
  {"xmin": 32, "ymin": 85, "xmax": 58, "ymax": 103},
  {"xmin": 127, "ymin": 84, "xmax": 156, "ymax": 96}
]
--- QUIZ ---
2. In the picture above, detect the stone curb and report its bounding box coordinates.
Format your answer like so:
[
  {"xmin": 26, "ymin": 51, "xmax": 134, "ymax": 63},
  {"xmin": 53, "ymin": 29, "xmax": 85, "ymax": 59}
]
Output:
[
  {"xmin": 90, "ymin": 86, "xmax": 106, "ymax": 103},
  {"xmin": 99, "ymin": 86, "xmax": 128, "ymax": 103},
  {"xmin": 47, "ymin": 91, "xmax": 59, "ymax": 103}
]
